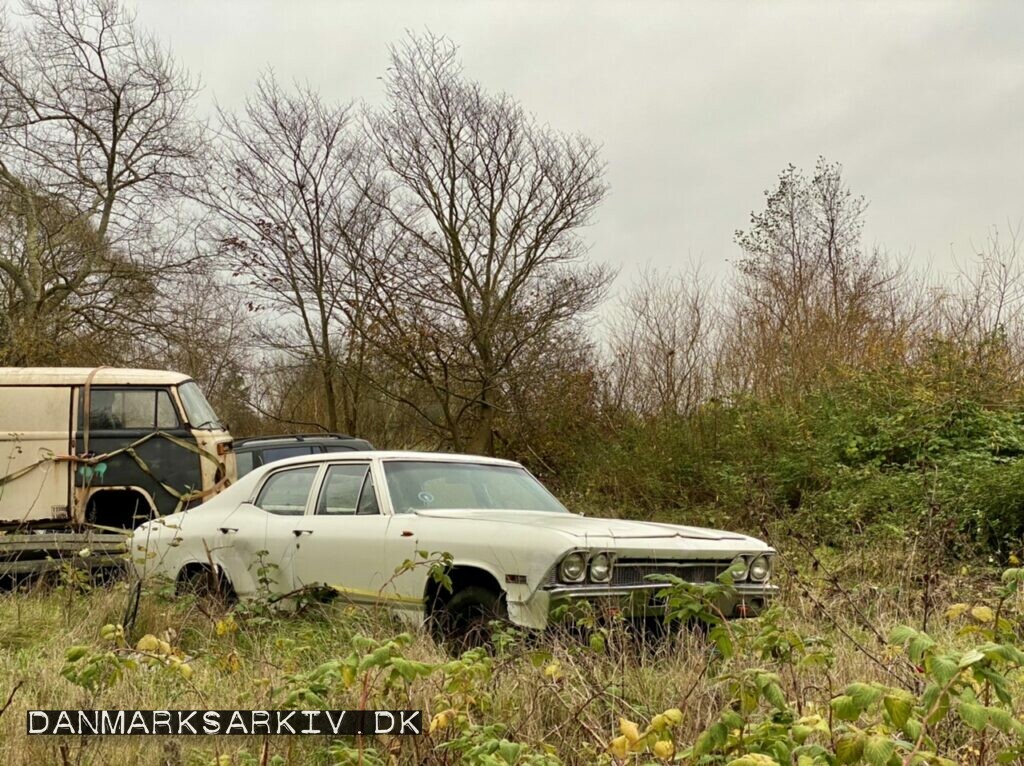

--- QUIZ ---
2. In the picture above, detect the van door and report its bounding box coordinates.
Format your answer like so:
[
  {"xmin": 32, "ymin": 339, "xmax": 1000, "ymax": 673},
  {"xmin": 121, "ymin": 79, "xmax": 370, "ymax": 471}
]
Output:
[
  {"xmin": 0, "ymin": 385, "xmax": 74, "ymax": 524},
  {"xmin": 75, "ymin": 386, "xmax": 201, "ymax": 526}
]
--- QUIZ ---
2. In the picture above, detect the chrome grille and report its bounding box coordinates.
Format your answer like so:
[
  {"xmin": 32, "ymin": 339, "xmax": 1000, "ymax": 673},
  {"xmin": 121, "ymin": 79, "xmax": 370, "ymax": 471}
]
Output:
[
  {"xmin": 543, "ymin": 558, "xmax": 734, "ymax": 588},
  {"xmin": 611, "ymin": 560, "xmax": 731, "ymax": 587}
]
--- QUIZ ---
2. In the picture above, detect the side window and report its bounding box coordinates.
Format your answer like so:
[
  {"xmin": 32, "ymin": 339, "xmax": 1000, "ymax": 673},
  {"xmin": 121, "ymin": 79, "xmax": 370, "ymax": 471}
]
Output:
[
  {"xmin": 255, "ymin": 466, "xmax": 319, "ymax": 515},
  {"xmin": 262, "ymin": 446, "xmax": 315, "ymax": 463},
  {"xmin": 236, "ymin": 452, "xmax": 254, "ymax": 477},
  {"xmin": 86, "ymin": 388, "xmax": 180, "ymax": 430},
  {"xmin": 357, "ymin": 474, "xmax": 380, "ymax": 516},
  {"xmin": 316, "ymin": 464, "xmax": 379, "ymax": 516}
]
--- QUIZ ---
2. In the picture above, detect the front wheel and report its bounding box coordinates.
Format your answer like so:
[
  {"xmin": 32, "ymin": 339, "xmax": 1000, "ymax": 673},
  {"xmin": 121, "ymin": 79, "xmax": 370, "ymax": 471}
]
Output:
[{"xmin": 432, "ymin": 585, "xmax": 507, "ymax": 652}]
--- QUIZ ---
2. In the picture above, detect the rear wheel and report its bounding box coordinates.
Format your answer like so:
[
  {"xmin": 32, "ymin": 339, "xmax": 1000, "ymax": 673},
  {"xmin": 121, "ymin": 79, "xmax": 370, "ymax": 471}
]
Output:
[
  {"xmin": 177, "ymin": 566, "xmax": 234, "ymax": 605},
  {"xmin": 432, "ymin": 585, "xmax": 507, "ymax": 652}
]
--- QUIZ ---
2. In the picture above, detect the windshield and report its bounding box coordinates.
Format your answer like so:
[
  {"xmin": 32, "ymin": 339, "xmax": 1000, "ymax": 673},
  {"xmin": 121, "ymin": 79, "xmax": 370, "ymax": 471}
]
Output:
[
  {"xmin": 383, "ymin": 460, "xmax": 569, "ymax": 514},
  {"xmin": 177, "ymin": 381, "xmax": 223, "ymax": 430}
]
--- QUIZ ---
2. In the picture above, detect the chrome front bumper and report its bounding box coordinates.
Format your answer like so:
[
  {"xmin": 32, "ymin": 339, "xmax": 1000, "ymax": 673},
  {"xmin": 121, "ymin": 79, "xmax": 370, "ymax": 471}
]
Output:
[{"xmin": 542, "ymin": 581, "xmax": 777, "ymax": 621}]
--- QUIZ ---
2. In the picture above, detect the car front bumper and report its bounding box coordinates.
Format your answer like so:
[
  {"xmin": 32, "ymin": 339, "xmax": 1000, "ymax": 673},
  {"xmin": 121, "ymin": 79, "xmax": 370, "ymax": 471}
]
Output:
[{"xmin": 507, "ymin": 581, "xmax": 777, "ymax": 629}]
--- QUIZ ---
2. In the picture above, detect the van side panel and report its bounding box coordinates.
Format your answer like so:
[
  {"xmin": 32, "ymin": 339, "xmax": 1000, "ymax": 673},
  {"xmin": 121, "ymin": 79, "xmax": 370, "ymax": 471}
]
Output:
[
  {"xmin": 0, "ymin": 386, "xmax": 73, "ymax": 523},
  {"xmin": 74, "ymin": 386, "xmax": 203, "ymax": 521}
]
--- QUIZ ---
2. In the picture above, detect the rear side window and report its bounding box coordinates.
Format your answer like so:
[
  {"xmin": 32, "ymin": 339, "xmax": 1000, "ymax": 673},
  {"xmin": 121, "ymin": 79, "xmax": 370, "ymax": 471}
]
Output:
[
  {"xmin": 255, "ymin": 466, "xmax": 319, "ymax": 515},
  {"xmin": 85, "ymin": 388, "xmax": 180, "ymax": 430},
  {"xmin": 316, "ymin": 464, "xmax": 379, "ymax": 516}
]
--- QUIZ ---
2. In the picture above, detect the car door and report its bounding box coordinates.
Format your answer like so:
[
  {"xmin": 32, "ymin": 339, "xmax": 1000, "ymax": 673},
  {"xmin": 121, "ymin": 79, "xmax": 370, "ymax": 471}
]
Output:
[
  {"xmin": 227, "ymin": 464, "xmax": 321, "ymax": 596},
  {"xmin": 290, "ymin": 461, "xmax": 397, "ymax": 606}
]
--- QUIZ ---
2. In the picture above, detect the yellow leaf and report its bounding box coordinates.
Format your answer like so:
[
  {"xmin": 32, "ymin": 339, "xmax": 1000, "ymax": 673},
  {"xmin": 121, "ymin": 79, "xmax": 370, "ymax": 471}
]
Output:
[
  {"xmin": 970, "ymin": 605, "xmax": 995, "ymax": 623},
  {"xmin": 608, "ymin": 735, "xmax": 630, "ymax": 759},
  {"xmin": 429, "ymin": 710, "xmax": 452, "ymax": 733},
  {"xmin": 663, "ymin": 708, "xmax": 683, "ymax": 725},
  {"xmin": 544, "ymin": 661, "xmax": 562, "ymax": 680},
  {"xmin": 1009, "ymin": 554, "xmax": 1021, "ymax": 566},
  {"xmin": 653, "ymin": 740, "xmax": 675, "ymax": 760},
  {"xmin": 619, "ymin": 717, "xmax": 641, "ymax": 743},
  {"xmin": 177, "ymin": 662, "xmax": 193, "ymax": 680},
  {"xmin": 136, "ymin": 634, "xmax": 160, "ymax": 653},
  {"xmin": 215, "ymin": 615, "xmax": 237, "ymax": 636},
  {"xmin": 945, "ymin": 603, "xmax": 969, "ymax": 620}
]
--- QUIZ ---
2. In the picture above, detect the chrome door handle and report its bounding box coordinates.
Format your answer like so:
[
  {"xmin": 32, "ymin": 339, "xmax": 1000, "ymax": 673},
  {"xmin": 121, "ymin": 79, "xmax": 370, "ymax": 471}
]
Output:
[
  {"xmin": 292, "ymin": 529, "xmax": 313, "ymax": 537},
  {"xmin": 218, "ymin": 527, "xmax": 238, "ymax": 534}
]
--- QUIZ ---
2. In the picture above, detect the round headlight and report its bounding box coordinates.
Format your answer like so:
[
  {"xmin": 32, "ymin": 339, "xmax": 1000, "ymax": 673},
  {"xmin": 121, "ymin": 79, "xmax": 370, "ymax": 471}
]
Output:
[
  {"xmin": 559, "ymin": 552, "xmax": 587, "ymax": 582},
  {"xmin": 729, "ymin": 555, "xmax": 749, "ymax": 581},
  {"xmin": 589, "ymin": 552, "xmax": 612, "ymax": 582},
  {"xmin": 749, "ymin": 555, "xmax": 771, "ymax": 582}
]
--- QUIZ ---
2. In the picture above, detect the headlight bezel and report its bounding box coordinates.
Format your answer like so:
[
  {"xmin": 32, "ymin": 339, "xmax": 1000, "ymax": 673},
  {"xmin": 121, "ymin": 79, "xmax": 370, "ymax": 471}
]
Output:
[
  {"xmin": 748, "ymin": 554, "xmax": 772, "ymax": 582},
  {"xmin": 588, "ymin": 551, "xmax": 614, "ymax": 583},
  {"xmin": 558, "ymin": 551, "xmax": 588, "ymax": 583},
  {"xmin": 729, "ymin": 554, "xmax": 750, "ymax": 582}
]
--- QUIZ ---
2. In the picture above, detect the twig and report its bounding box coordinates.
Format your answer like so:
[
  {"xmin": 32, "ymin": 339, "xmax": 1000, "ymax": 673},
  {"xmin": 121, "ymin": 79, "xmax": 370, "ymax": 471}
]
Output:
[{"xmin": 0, "ymin": 680, "xmax": 23, "ymax": 721}]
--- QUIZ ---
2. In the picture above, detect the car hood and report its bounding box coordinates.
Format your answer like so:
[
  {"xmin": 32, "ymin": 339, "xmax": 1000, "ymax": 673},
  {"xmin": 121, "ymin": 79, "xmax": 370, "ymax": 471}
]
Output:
[{"xmin": 411, "ymin": 509, "xmax": 752, "ymax": 543}]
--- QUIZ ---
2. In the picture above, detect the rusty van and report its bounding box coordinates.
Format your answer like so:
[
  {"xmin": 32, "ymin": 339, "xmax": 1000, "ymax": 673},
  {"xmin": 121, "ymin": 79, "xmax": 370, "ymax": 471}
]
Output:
[{"xmin": 0, "ymin": 367, "xmax": 236, "ymax": 534}]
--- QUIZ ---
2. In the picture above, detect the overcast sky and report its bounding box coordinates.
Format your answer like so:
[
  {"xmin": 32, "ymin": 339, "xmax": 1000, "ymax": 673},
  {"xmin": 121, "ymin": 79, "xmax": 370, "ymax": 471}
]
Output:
[{"xmin": 135, "ymin": 0, "xmax": 1024, "ymax": 288}]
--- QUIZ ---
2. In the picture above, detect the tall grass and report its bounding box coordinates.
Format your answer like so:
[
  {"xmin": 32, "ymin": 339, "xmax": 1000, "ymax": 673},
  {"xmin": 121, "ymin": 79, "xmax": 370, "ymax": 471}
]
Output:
[{"xmin": 0, "ymin": 541, "xmax": 1014, "ymax": 765}]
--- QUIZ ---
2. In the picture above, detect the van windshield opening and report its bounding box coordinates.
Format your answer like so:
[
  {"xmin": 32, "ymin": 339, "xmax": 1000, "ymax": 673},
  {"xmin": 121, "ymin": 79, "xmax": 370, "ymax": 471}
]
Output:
[{"xmin": 177, "ymin": 381, "xmax": 223, "ymax": 430}]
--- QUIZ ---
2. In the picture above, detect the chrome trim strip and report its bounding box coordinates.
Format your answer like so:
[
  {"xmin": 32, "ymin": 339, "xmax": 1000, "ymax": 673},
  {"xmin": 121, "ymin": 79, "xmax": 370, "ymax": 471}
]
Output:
[{"xmin": 545, "ymin": 582, "xmax": 778, "ymax": 598}]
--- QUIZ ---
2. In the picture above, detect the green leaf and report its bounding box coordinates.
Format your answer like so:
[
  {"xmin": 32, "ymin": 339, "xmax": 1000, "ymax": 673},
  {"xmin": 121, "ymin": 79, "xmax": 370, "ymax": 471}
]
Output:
[
  {"xmin": 693, "ymin": 729, "xmax": 715, "ymax": 757},
  {"xmin": 847, "ymin": 682, "xmax": 883, "ymax": 709},
  {"xmin": 498, "ymin": 740, "xmax": 521, "ymax": 764},
  {"xmin": 924, "ymin": 692, "xmax": 950, "ymax": 725},
  {"xmin": 958, "ymin": 649, "xmax": 985, "ymax": 668},
  {"xmin": 883, "ymin": 694, "xmax": 913, "ymax": 728},
  {"xmin": 889, "ymin": 625, "xmax": 917, "ymax": 644},
  {"xmin": 987, "ymin": 707, "xmax": 1014, "ymax": 733},
  {"xmin": 832, "ymin": 695, "xmax": 861, "ymax": 722},
  {"xmin": 763, "ymin": 682, "xmax": 787, "ymax": 711},
  {"xmin": 908, "ymin": 633, "xmax": 936, "ymax": 662},
  {"xmin": 958, "ymin": 701, "xmax": 989, "ymax": 731},
  {"xmin": 835, "ymin": 733, "xmax": 864, "ymax": 764},
  {"xmin": 925, "ymin": 654, "xmax": 959, "ymax": 685},
  {"xmin": 901, "ymin": 717, "xmax": 922, "ymax": 741},
  {"xmin": 64, "ymin": 646, "xmax": 89, "ymax": 662},
  {"xmin": 863, "ymin": 735, "xmax": 896, "ymax": 766}
]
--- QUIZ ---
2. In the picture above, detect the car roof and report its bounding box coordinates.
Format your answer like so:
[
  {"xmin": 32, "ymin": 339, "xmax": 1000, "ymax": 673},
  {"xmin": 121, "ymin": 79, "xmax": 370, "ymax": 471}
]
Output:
[{"xmin": 246, "ymin": 450, "xmax": 521, "ymax": 470}]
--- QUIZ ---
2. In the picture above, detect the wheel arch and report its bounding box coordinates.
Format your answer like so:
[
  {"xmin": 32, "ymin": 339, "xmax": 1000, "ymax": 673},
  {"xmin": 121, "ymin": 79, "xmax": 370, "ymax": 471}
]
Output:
[
  {"xmin": 175, "ymin": 559, "xmax": 236, "ymax": 597},
  {"xmin": 423, "ymin": 562, "xmax": 505, "ymax": 618}
]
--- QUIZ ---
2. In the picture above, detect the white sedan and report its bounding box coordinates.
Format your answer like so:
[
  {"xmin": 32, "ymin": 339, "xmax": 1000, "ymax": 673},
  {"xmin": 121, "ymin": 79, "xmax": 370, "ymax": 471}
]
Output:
[{"xmin": 132, "ymin": 451, "xmax": 776, "ymax": 639}]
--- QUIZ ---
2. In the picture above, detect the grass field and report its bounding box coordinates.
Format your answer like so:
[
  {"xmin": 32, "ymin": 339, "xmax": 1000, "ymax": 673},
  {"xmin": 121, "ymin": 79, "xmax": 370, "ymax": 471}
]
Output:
[{"xmin": 0, "ymin": 539, "xmax": 1020, "ymax": 766}]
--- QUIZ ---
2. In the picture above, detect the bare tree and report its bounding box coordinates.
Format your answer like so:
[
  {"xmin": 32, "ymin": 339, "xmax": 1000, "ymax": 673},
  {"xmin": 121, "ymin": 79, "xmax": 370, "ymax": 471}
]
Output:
[
  {"xmin": 607, "ymin": 266, "xmax": 716, "ymax": 416},
  {"xmin": 0, "ymin": 0, "xmax": 201, "ymax": 363},
  {"xmin": 200, "ymin": 73, "xmax": 371, "ymax": 433},
  {"xmin": 362, "ymin": 34, "xmax": 613, "ymax": 453},
  {"xmin": 726, "ymin": 158, "xmax": 903, "ymax": 397}
]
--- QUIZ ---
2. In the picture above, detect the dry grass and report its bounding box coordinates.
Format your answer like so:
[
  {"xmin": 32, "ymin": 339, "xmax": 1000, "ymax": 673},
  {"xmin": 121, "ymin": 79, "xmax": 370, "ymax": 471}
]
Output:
[{"xmin": 0, "ymin": 545, "xmax": 1014, "ymax": 766}]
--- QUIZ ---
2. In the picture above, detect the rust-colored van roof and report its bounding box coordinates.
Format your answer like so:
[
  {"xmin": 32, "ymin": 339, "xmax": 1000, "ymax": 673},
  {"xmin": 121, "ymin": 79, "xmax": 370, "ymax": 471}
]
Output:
[{"xmin": 0, "ymin": 367, "xmax": 191, "ymax": 386}]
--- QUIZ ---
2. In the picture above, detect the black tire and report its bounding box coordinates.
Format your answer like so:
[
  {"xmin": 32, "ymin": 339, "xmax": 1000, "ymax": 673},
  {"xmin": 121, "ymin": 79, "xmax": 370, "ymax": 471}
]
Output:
[{"xmin": 432, "ymin": 585, "xmax": 507, "ymax": 652}]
